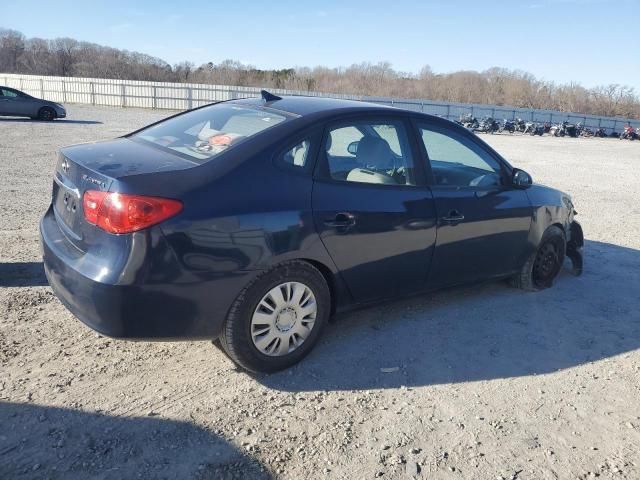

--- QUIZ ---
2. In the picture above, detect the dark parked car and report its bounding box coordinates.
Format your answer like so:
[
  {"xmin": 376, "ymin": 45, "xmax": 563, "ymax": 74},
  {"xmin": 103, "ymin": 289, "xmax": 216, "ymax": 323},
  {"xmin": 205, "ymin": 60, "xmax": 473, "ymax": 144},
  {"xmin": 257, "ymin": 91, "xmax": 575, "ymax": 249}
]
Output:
[
  {"xmin": 0, "ymin": 86, "xmax": 66, "ymax": 120},
  {"xmin": 40, "ymin": 92, "xmax": 583, "ymax": 373}
]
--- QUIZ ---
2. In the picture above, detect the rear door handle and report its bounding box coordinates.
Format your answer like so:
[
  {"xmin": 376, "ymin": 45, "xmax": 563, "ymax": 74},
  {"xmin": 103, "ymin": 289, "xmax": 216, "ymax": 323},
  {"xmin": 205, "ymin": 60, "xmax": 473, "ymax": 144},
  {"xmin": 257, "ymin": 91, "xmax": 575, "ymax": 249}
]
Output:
[
  {"xmin": 442, "ymin": 210, "xmax": 465, "ymax": 223},
  {"xmin": 324, "ymin": 212, "xmax": 356, "ymax": 228}
]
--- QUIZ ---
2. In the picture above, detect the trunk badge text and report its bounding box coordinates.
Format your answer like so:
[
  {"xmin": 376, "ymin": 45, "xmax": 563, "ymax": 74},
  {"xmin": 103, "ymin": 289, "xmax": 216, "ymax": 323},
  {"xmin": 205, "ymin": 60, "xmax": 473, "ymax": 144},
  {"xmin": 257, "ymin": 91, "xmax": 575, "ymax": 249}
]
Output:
[{"xmin": 81, "ymin": 174, "xmax": 107, "ymax": 189}]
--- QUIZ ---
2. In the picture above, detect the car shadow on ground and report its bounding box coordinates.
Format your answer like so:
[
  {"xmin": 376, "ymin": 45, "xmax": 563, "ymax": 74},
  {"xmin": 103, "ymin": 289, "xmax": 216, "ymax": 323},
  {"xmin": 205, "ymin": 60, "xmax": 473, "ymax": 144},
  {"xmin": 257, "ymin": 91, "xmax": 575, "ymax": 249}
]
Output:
[
  {"xmin": 0, "ymin": 118, "xmax": 102, "ymax": 124},
  {"xmin": 0, "ymin": 262, "xmax": 47, "ymax": 287},
  {"xmin": 258, "ymin": 240, "xmax": 640, "ymax": 392},
  {"xmin": 0, "ymin": 402, "xmax": 271, "ymax": 480}
]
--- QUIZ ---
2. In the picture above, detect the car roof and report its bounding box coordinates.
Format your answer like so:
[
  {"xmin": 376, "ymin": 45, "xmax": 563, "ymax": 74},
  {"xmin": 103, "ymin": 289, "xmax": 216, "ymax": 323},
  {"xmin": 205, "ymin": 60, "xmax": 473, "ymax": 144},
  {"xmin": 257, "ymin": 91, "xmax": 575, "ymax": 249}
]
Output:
[{"xmin": 230, "ymin": 95, "xmax": 400, "ymax": 118}]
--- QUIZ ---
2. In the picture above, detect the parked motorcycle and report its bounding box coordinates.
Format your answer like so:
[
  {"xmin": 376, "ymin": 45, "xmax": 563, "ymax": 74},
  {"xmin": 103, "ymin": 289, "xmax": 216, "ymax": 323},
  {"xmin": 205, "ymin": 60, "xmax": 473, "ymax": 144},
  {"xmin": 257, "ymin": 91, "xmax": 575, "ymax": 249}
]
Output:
[
  {"xmin": 577, "ymin": 123, "xmax": 593, "ymax": 137},
  {"xmin": 550, "ymin": 121, "xmax": 578, "ymax": 138},
  {"xmin": 531, "ymin": 123, "xmax": 546, "ymax": 136},
  {"xmin": 523, "ymin": 121, "xmax": 536, "ymax": 135},
  {"xmin": 593, "ymin": 127, "xmax": 607, "ymax": 138},
  {"xmin": 549, "ymin": 122, "xmax": 564, "ymax": 137},
  {"xmin": 476, "ymin": 117, "xmax": 500, "ymax": 134},
  {"xmin": 514, "ymin": 118, "xmax": 527, "ymax": 133},
  {"xmin": 459, "ymin": 113, "xmax": 479, "ymax": 130},
  {"xmin": 500, "ymin": 119, "xmax": 516, "ymax": 133},
  {"xmin": 620, "ymin": 125, "xmax": 638, "ymax": 140}
]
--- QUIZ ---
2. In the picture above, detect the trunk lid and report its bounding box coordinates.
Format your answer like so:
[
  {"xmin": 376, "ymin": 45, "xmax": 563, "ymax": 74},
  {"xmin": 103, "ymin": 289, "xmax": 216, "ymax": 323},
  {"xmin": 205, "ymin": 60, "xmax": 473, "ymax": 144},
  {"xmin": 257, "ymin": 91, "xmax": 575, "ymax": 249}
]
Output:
[{"xmin": 51, "ymin": 138, "xmax": 195, "ymax": 249}]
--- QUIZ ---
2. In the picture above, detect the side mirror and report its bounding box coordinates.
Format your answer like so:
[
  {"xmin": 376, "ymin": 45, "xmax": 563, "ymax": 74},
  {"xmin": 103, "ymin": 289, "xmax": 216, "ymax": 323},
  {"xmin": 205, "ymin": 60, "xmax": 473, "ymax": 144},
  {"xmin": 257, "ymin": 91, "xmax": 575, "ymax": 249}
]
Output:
[
  {"xmin": 512, "ymin": 168, "xmax": 532, "ymax": 188},
  {"xmin": 347, "ymin": 141, "xmax": 359, "ymax": 155}
]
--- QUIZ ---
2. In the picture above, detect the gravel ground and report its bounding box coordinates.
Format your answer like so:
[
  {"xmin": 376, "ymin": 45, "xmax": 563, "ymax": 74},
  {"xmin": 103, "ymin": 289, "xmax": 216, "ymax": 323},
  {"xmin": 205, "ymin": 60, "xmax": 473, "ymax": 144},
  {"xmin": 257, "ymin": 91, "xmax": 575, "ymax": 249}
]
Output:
[{"xmin": 1, "ymin": 105, "xmax": 640, "ymax": 480}]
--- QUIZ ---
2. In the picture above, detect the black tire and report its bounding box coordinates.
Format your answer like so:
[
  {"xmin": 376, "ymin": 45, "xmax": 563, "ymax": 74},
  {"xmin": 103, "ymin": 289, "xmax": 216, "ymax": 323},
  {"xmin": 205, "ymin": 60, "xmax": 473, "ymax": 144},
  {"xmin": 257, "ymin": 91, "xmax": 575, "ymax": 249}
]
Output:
[
  {"xmin": 511, "ymin": 226, "xmax": 566, "ymax": 291},
  {"xmin": 219, "ymin": 261, "xmax": 330, "ymax": 373},
  {"xmin": 38, "ymin": 107, "xmax": 56, "ymax": 121}
]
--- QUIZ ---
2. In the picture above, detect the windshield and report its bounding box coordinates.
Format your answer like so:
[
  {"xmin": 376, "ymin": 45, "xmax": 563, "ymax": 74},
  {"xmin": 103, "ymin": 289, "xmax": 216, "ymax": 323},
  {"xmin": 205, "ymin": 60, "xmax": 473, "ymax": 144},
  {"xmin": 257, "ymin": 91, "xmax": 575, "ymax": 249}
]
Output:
[{"xmin": 132, "ymin": 104, "xmax": 290, "ymax": 162}]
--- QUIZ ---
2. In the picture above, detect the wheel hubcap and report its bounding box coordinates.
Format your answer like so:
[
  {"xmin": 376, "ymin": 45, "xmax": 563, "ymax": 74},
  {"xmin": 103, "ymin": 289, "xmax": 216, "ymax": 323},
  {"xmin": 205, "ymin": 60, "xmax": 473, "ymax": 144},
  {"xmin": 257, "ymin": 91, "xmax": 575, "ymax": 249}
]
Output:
[{"xmin": 251, "ymin": 282, "xmax": 317, "ymax": 357}]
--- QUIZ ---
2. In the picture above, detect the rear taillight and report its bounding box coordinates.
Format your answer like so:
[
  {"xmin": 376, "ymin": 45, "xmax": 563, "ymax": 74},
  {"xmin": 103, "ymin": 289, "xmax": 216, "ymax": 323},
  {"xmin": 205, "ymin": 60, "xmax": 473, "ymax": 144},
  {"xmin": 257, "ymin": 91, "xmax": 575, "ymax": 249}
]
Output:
[{"xmin": 83, "ymin": 190, "xmax": 182, "ymax": 234}]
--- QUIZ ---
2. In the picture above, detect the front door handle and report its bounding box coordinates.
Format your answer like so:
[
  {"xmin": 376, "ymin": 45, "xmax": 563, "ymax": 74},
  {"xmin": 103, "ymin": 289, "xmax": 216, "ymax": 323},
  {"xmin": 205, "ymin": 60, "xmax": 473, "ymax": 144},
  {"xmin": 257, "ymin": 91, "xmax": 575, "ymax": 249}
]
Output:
[
  {"xmin": 442, "ymin": 210, "xmax": 465, "ymax": 223},
  {"xmin": 324, "ymin": 212, "xmax": 356, "ymax": 228}
]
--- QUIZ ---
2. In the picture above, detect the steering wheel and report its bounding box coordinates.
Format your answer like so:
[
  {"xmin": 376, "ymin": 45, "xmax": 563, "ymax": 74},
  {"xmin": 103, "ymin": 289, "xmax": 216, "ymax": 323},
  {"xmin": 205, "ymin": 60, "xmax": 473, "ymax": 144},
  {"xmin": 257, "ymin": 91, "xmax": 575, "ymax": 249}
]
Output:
[{"xmin": 385, "ymin": 165, "xmax": 408, "ymax": 184}]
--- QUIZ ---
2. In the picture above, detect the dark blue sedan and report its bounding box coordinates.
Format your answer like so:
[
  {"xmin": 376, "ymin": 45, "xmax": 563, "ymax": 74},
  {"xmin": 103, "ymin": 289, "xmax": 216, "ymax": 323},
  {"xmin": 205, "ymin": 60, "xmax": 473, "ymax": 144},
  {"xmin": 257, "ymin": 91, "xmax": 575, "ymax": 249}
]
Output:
[{"xmin": 40, "ymin": 91, "xmax": 583, "ymax": 372}]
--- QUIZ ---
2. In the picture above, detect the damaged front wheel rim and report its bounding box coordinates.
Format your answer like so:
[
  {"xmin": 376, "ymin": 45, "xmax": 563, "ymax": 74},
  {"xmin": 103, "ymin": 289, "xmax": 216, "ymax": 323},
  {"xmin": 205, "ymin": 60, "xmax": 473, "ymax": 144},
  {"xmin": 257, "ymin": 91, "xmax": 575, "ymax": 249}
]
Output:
[{"xmin": 532, "ymin": 241, "xmax": 562, "ymax": 286}]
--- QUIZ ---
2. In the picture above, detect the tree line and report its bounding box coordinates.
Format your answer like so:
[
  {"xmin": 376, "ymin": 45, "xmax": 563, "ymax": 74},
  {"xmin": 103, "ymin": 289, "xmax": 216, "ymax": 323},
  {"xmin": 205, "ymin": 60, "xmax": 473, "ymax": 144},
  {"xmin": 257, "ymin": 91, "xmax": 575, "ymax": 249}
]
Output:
[{"xmin": 1, "ymin": 28, "xmax": 638, "ymax": 119}]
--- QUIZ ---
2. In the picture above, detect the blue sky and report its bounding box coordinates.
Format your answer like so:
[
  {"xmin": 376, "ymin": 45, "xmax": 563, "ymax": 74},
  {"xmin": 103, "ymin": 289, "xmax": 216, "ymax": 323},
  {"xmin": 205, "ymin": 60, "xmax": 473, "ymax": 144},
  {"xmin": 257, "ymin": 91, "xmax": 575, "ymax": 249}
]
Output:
[{"xmin": 4, "ymin": 0, "xmax": 638, "ymax": 91}]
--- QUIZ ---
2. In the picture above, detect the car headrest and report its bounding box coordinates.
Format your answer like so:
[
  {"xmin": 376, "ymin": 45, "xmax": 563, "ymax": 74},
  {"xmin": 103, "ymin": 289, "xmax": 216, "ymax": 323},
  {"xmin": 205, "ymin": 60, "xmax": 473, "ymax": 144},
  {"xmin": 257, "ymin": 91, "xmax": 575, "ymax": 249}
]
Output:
[{"xmin": 356, "ymin": 136, "xmax": 393, "ymax": 168}]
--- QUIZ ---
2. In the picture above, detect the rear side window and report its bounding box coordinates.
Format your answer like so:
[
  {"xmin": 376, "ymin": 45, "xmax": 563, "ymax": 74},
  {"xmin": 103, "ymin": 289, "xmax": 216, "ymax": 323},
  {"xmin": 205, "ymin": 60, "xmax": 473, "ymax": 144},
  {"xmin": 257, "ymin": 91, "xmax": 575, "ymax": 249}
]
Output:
[
  {"xmin": 281, "ymin": 140, "xmax": 311, "ymax": 168},
  {"xmin": 1, "ymin": 89, "xmax": 18, "ymax": 98},
  {"xmin": 132, "ymin": 104, "xmax": 291, "ymax": 162}
]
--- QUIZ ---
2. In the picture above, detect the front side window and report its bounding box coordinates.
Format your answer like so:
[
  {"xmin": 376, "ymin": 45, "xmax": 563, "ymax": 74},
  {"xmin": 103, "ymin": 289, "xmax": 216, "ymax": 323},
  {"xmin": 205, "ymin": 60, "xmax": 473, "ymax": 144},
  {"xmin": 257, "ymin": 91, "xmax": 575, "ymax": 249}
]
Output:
[
  {"xmin": 132, "ymin": 104, "xmax": 291, "ymax": 162},
  {"xmin": 419, "ymin": 126, "xmax": 503, "ymax": 187},
  {"xmin": 324, "ymin": 121, "xmax": 416, "ymax": 186}
]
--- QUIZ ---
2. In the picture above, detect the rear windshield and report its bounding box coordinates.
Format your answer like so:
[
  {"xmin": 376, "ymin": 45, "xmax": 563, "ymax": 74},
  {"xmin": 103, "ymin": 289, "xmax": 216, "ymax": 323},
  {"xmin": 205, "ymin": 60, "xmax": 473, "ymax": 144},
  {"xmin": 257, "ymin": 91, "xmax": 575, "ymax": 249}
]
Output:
[{"xmin": 132, "ymin": 104, "xmax": 290, "ymax": 162}]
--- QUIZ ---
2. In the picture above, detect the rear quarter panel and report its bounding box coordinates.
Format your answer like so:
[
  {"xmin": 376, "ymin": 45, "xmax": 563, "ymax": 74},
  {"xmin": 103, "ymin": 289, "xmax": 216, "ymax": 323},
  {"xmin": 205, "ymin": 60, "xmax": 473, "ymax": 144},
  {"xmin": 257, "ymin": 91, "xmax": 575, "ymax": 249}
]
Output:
[{"xmin": 157, "ymin": 149, "xmax": 351, "ymax": 309}]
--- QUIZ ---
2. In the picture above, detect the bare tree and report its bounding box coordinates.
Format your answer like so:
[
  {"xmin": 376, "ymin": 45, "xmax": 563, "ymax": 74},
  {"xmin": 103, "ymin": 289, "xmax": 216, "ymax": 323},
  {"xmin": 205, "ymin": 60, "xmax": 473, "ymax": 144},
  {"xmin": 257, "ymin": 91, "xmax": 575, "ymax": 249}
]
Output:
[
  {"xmin": 0, "ymin": 29, "xmax": 26, "ymax": 72},
  {"xmin": 174, "ymin": 61, "xmax": 195, "ymax": 81},
  {"xmin": 1, "ymin": 28, "xmax": 638, "ymax": 119}
]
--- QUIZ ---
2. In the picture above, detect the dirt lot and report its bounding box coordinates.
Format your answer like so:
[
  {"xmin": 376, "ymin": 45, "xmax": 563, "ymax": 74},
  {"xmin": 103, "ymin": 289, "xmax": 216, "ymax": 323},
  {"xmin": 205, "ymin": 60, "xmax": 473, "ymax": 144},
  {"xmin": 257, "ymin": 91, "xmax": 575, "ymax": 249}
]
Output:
[{"xmin": 1, "ymin": 105, "xmax": 639, "ymax": 480}]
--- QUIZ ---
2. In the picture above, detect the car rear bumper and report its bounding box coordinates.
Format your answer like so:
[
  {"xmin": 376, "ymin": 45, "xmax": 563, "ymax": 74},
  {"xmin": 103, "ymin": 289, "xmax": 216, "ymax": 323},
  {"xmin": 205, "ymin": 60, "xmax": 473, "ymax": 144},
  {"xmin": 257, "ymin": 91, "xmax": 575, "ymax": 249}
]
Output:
[{"xmin": 40, "ymin": 205, "xmax": 257, "ymax": 340}]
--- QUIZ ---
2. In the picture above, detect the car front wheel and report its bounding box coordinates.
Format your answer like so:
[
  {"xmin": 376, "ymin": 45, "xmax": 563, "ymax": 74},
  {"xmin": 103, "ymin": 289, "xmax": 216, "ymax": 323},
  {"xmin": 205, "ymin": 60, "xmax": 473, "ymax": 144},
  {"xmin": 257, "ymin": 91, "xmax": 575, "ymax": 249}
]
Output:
[
  {"xmin": 512, "ymin": 225, "xmax": 566, "ymax": 291},
  {"xmin": 219, "ymin": 261, "xmax": 330, "ymax": 373},
  {"xmin": 38, "ymin": 107, "xmax": 56, "ymax": 121}
]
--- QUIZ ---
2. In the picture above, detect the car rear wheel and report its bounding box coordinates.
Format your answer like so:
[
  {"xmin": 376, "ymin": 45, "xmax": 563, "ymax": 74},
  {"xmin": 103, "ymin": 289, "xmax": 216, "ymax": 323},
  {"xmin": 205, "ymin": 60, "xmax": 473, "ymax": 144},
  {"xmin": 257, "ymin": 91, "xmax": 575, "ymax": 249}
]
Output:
[
  {"xmin": 219, "ymin": 261, "xmax": 330, "ymax": 373},
  {"xmin": 38, "ymin": 107, "xmax": 56, "ymax": 121},
  {"xmin": 511, "ymin": 226, "xmax": 566, "ymax": 291}
]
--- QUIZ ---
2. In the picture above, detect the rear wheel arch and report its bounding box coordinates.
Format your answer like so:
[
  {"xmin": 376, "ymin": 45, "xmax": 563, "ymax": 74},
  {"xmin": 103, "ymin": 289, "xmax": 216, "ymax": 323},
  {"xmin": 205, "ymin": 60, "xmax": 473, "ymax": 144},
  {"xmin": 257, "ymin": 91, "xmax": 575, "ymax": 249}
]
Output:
[
  {"xmin": 297, "ymin": 258, "xmax": 337, "ymax": 316},
  {"xmin": 258, "ymin": 255, "xmax": 340, "ymax": 316}
]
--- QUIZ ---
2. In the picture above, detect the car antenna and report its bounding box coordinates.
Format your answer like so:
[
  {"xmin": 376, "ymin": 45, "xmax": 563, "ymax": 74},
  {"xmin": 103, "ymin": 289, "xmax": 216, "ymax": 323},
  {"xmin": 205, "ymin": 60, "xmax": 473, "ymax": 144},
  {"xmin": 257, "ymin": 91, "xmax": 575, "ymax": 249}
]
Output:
[{"xmin": 261, "ymin": 90, "xmax": 282, "ymax": 103}]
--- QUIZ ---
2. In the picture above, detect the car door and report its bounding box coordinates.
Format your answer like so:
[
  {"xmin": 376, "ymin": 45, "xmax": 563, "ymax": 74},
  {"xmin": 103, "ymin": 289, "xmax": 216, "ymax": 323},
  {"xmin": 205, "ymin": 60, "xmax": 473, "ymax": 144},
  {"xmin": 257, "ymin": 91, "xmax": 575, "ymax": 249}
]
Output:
[
  {"xmin": 0, "ymin": 88, "xmax": 32, "ymax": 116},
  {"xmin": 0, "ymin": 88, "xmax": 15, "ymax": 115},
  {"xmin": 312, "ymin": 115, "xmax": 437, "ymax": 303},
  {"xmin": 413, "ymin": 120, "xmax": 533, "ymax": 288}
]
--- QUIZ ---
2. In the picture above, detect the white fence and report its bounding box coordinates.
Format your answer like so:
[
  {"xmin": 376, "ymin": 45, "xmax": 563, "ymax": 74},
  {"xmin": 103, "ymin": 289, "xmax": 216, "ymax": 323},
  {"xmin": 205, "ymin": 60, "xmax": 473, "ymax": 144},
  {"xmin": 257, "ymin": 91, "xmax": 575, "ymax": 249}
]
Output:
[{"xmin": 2, "ymin": 73, "xmax": 639, "ymax": 133}]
